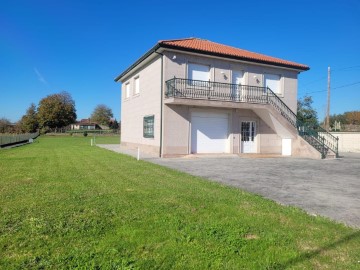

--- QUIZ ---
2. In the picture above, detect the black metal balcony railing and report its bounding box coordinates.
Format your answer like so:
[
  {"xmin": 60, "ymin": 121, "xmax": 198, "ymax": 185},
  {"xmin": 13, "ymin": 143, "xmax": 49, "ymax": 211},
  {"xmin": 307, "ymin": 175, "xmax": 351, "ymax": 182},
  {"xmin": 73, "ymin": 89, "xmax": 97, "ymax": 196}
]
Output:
[{"xmin": 165, "ymin": 77, "xmax": 338, "ymax": 158}]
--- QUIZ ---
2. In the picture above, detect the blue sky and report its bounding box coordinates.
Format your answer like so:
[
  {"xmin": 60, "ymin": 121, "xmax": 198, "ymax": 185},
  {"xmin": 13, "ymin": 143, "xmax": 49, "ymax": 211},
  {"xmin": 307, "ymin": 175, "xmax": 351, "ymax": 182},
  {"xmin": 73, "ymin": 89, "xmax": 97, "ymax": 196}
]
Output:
[{"xmin": 1, "ymin": 0, "xmax": 359, "ymax": 122}]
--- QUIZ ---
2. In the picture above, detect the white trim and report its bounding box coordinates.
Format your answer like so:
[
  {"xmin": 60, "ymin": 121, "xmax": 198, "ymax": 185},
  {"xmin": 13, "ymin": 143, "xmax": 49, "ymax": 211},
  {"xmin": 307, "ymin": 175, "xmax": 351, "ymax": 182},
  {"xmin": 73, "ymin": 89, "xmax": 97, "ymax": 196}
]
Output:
[
  {"xmin": 124, "ymin": 82, "xmax": 131, "ymax": 99},
  {"xmin": 134, "ymin": 76, "xmax": 140, "ymax": 95}
]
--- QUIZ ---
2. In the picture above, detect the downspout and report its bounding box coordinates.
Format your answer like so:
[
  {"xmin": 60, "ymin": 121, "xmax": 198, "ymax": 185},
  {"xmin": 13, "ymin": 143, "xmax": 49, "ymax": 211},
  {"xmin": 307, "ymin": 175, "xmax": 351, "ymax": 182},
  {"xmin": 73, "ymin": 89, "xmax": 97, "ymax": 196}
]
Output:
[{"xmin": 155, "ymin": 51, "xmax": 164, "ymax": 158}]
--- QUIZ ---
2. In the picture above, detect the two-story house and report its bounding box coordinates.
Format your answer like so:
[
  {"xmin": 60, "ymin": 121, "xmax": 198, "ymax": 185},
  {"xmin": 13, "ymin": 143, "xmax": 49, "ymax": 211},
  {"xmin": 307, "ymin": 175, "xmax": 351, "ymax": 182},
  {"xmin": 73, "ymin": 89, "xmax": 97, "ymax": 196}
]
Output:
[{"xmin": 115, "ymin": 38, "xmax": 338, "ymax": 159}]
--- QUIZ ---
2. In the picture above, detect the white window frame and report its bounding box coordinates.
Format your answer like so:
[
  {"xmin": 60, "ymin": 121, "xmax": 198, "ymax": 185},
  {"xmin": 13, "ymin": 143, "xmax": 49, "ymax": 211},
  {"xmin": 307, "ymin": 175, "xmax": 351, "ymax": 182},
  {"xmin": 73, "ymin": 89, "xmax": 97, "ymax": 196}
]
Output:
[
  {"xmin": 187, "ymin": 63, "xmax": 211, "ymax": 82},
  {"xmin": 264, "ymin": 74, "xmax": 282, "ymax": 96},
  {"xmin": 125, "ymin": 82, "xmax": 130, "ymax": 99},
  {"xmin": 134, "ymin": 76, "xmax": 140, "ymax": 95}
]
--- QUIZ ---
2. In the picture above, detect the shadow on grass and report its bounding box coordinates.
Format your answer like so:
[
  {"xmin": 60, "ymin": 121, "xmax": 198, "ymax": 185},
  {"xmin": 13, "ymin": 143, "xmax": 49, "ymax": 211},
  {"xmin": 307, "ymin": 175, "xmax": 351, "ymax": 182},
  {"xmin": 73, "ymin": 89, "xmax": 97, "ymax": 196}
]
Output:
[{"xmin": 269, "ymin": 231, "xmax": 360, "ymax": 269}]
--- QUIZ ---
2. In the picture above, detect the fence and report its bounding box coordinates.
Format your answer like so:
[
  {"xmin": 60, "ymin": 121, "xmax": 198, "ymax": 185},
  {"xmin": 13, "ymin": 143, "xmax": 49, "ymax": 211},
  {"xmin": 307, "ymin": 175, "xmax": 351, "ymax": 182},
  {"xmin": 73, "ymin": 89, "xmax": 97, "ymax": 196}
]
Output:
[
  {"xmin": 66, "ymin": 129, "xmax": 120, "ymax": 135},
  {"xmin": 0, "ymin": 131, "xmax": 39, "ymax": 147}
]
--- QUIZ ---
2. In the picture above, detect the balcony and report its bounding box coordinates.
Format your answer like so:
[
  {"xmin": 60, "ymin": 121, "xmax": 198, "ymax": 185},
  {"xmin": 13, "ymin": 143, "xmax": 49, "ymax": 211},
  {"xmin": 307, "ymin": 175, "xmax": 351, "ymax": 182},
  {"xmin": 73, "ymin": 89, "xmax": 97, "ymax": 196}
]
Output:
[
  {"xmin": 165, "ymin": 77, "xmax": 298, "ymax": 128},
  {"xmin": 165, "ymin": 78, "xmax": 270, "ymax": 104}
]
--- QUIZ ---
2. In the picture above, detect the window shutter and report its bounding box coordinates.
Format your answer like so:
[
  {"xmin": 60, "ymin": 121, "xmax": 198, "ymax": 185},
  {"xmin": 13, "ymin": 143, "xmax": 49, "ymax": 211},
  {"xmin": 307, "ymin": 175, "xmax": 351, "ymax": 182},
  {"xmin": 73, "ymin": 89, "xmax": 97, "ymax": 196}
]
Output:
[{"xmin": 188, "ymin": 63, "xmax": 210, "ymax": 81}]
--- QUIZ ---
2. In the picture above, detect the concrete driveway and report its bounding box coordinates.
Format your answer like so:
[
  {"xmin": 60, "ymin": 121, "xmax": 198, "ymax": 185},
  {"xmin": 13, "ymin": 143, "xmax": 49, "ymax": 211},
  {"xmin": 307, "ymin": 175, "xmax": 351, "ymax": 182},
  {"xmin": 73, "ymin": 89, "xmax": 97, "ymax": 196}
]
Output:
[
  {"xmin": 98, "ymin": 145, "xmax": 360, "ymax": 227},
  {"xmin": 151, "ymin": 153, "xmax": 360, "ymax": 228}
]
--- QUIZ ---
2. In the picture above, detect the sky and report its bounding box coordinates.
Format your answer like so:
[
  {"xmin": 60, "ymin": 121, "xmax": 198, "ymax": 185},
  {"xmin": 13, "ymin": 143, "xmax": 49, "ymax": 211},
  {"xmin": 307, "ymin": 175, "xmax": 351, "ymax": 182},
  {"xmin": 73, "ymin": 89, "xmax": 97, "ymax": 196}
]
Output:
[{"xmin": 1, "ymin": 0, "xmax": 359, "ymax": 123}]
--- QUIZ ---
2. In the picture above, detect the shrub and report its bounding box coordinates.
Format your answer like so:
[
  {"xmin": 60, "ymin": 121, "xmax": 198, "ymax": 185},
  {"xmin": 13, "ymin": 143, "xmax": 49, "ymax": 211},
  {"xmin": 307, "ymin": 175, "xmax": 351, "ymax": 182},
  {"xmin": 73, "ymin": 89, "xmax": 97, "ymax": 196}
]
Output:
[{"xmin": 83, "ymin": 131, "xmax": 88, "ymax": 137}]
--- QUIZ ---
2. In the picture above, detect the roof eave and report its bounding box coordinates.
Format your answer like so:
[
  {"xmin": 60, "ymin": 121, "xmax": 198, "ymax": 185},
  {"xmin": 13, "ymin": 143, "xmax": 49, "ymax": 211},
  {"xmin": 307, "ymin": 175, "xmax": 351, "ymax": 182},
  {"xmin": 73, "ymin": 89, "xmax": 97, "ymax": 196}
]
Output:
[
  {"xmin": 160, "ymin": 43, "xmax": 310, "ymax": 71},
  {"xmin": 114, "ymin": 43, "xmax": 161, "ymax": 82}
]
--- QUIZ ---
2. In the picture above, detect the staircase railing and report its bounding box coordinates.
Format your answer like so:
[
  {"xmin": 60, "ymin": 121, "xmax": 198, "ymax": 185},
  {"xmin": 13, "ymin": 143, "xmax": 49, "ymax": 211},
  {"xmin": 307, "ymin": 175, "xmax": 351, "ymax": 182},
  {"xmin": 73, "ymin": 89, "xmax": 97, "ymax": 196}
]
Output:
[
  {"xmin": 165, "ymin": 77, "xmax": 339, "ymax": 158},
  {"xmin": 266, "ymin": 87, "xmax": 339, "ymax": 158}
]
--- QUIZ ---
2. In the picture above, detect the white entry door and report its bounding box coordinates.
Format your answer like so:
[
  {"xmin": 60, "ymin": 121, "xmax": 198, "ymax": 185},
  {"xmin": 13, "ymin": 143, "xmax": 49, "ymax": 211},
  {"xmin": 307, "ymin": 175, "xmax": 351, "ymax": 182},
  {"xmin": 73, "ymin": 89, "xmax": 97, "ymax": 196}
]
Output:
[
  {"xmin": 191, "ymin": 112, "xmax": 229, "ymax": 153},
  {"xmin": 231, "ymin": 70, "xmax": 243, "ymax": 101},
  {"xmin": 241, "ymin": 121, "xmax": 256, "ymax": 153}
]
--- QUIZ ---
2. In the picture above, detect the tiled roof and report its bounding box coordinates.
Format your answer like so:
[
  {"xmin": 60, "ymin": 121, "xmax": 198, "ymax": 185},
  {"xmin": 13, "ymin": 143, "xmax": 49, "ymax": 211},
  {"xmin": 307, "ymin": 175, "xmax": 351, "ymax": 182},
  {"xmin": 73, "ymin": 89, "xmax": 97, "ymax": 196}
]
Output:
[{"xmin": 159, "ymin": 38, "xmax": 309, "ymax": 70}]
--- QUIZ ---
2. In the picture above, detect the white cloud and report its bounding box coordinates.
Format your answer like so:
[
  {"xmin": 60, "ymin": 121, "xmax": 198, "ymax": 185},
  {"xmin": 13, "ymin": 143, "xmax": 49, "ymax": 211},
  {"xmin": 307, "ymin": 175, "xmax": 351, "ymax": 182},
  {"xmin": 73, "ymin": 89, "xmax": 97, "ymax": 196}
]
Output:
[{"xmin": 34, "ymin": 67, "xmax": 48, "ymax": 85}]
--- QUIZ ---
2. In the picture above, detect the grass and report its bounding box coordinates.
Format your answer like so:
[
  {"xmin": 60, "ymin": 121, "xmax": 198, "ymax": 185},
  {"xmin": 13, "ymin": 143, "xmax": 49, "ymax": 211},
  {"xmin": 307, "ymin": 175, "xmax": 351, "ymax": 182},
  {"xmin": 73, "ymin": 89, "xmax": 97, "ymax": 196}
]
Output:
[{"xmin": 0, "ymin": 136, "xmax": 359, "ymax": 269}]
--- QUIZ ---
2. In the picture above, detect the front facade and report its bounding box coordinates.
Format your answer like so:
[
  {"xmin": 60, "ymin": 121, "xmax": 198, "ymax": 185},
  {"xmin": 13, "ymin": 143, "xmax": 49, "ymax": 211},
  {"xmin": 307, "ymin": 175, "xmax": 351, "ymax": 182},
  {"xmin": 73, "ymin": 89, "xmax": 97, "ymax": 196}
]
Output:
[{"xmin": 115, "ymin": 38, "xmax": 337, "ymax": 159}]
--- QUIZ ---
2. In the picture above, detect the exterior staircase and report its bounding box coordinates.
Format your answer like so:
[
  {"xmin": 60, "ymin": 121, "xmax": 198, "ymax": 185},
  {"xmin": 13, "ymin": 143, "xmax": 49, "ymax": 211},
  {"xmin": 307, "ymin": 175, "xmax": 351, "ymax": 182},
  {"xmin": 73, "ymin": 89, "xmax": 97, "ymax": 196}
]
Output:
[{"xmin": 266, "ymin": 88, "xmax": 339, "ymax": 159}]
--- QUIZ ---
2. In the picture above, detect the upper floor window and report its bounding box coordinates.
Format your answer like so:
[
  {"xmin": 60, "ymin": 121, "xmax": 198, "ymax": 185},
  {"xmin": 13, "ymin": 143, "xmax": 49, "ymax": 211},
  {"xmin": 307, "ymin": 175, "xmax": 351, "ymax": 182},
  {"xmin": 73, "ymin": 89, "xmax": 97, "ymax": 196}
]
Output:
[
  {"xmin": 134, "ymin": 76, "xmax": 140, "ymax": 95},
  {"xmin": 188, "ymin": 63, "xmax": 210, "ymax": 81},
  {"xmin": 264, "ymin": 74, "xmax": 281, "ymax": 95},
  {"xmin": 125, "ymin": 82, "xmax": 130, "ymax": 99}
]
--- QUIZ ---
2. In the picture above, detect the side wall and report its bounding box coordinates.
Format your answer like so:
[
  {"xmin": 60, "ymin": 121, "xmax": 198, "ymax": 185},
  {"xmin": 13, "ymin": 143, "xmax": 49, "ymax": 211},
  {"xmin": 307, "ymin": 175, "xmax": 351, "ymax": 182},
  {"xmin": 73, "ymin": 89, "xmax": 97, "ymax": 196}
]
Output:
[
  {"xmin": 120, "ymin": 56, "xmax": 162, "ymax": 155},
  {"xmin": 163, "ymin": 51, "xmax": 299, "ymax": 112}
]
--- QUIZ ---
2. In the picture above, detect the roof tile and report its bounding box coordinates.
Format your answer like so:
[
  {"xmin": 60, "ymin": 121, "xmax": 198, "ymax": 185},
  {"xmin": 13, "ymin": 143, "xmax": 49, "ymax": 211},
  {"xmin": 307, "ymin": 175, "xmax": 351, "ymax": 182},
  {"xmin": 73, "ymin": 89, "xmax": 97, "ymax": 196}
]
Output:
[{"xmin": 159, "ymin": 38, "xmax": 309, "ymax": 70}]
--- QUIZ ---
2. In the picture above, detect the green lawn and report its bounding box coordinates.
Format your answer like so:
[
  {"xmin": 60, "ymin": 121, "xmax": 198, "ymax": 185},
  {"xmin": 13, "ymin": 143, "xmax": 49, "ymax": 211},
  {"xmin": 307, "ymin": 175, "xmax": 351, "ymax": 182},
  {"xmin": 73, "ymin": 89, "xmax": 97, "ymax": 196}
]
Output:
[
  {"xmin": 92, "ymin": 134, "xmax": 120, "ymax": 144},
  {"xmin": 0, "ymin": 137, "xmax": 359, "ymax": 269}
]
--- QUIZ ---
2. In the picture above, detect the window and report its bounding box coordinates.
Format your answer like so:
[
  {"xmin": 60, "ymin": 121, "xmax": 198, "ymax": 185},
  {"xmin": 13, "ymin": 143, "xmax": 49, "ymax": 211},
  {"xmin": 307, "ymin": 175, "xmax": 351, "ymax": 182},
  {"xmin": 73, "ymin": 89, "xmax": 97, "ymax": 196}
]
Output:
[
  {"xmin": 125, "ymin": 83, "xmax": 130, "ymax": 98},
  {"xmin": 264, "ymin": 74, "xmax": 281, "ymax": 95},
  {"xmin": 134, "ymin": 77, "xmax": 140, "ymax": 95},
  {"xmin": 188, "ymin": 63, "xmax": 210, "ymax": 81},
  {"xmin": 143, "ymin": 115, "xmax": 154, "ymax": 138}
]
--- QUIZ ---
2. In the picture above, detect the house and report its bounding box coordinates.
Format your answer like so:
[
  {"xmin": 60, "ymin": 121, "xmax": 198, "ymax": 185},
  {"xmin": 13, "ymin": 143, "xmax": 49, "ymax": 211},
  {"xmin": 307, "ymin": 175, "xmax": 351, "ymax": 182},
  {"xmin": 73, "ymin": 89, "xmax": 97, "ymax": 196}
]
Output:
[
  {"xmin": 114, "ymin": 38, "xmax": 338, "ymax": 159},
  {"xmin": 70, "ymin": 119, "xmax": 101, "ymax": 130}
]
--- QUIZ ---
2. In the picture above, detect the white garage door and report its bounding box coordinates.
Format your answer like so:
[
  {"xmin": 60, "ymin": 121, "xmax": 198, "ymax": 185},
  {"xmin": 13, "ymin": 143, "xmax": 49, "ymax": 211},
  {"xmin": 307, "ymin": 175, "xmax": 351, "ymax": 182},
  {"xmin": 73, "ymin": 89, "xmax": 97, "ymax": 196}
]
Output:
[{"xmin": 191, "ymin": 112, "xmax": 229, "ymax": 153}]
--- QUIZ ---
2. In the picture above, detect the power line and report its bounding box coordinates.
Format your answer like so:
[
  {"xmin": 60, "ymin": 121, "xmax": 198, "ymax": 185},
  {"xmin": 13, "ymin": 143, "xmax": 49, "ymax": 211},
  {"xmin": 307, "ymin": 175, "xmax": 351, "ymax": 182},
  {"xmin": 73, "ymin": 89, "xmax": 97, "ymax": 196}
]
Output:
[
  {"xmin": 299, "ymin": 65, "xmax": 360, "ymax": 88},
  {"xmin": 332, "ymin": 65, "xmax": 360, "ymax": 72},
  {"xmin": 305, "ymin": 81, "xmax": 360, "ymax": 95},
  {"xmin": 299, "ymin": 76, "xmax": 327, "ymax": 87},
  {"xmin": 333, "ymin": 81, "xmax": 360, "ymax": 89}
]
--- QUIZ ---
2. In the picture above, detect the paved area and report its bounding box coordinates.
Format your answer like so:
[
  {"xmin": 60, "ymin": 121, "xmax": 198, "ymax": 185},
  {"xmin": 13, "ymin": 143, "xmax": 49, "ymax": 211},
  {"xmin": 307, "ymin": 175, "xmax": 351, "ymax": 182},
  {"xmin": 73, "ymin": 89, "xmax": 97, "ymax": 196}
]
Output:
[{"xmin": 98, "ymin": 144, "xmax": 360, "ymax": 227}]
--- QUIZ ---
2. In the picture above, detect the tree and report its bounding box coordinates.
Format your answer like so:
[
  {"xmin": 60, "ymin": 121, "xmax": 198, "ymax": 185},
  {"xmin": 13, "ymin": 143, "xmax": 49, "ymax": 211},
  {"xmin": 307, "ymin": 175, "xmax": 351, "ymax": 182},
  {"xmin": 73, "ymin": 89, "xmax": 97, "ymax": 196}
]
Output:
[
  {"xmin": 109, "ymin": 119, "xmax": 119, "ymax": 130},
  {"xmin": 90, "ymin": 104, "xmax": 113, "ymax": 126},
  {"xmin": 19, "ymin": 103, "xmax": 39, "ymax": 133},
  {"xmin": 344, "ymin": 111, "xmax": 360, "ymax": 125},
  {"xmin": 37, "ymin": 91, "xmax": 77, "ymax": 129},
  {"xmin": 0, "ymin": 117, "xmax": 12, "ymax": 133},
  {"xmin": 297, "ymin": 96, "xmax": 318, "ymax": 126}
]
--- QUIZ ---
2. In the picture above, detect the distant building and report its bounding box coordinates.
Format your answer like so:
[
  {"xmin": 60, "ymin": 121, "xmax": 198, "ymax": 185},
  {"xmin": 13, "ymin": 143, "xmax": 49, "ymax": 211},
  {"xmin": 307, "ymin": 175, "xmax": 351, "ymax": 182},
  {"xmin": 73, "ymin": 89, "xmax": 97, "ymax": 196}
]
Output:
[{"xmin": 70, "ymin": 119, "xmax": 101, "ymax": 130}]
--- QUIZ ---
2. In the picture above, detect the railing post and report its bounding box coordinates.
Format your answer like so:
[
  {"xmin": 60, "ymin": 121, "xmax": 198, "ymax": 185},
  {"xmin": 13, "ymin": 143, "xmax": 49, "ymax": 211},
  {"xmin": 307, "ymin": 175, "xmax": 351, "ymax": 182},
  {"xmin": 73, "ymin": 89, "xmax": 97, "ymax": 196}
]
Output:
[
  {"xmin": 336, "ymin": 136, "xmax": 339, "ymax": 157},
  {"xmin": 321, "ymin": 136, "xmax": 326, "ymax": 158},
  {"xmin": 207, "ymin": 79, "xmax": 211, "ymax": 99},
  {"xmin": 173, "ymin": 76, "xmax": 176, "ymax": 97},
  {"xmin": 266, "ymin": 87, "xmax": 269, "ymax": 104}
]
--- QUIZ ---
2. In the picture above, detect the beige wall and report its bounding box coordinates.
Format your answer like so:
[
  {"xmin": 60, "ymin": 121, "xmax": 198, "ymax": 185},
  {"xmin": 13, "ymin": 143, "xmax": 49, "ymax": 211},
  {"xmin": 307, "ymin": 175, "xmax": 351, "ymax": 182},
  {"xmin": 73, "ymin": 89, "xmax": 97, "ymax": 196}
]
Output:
[
  {"xmin": 162, "ymin": 105, "xmax": 283, "ymax": 156},
  {"xmin": 120, "ymin": 56, "xmax": 162, "ymax": 154},
  {"xmin": 163, "ymin": 51, "xmax": 299, "ymax": 112},
  {"xmin": 331, "ymin": 132, "xmax": 360, "ymax": 153}
]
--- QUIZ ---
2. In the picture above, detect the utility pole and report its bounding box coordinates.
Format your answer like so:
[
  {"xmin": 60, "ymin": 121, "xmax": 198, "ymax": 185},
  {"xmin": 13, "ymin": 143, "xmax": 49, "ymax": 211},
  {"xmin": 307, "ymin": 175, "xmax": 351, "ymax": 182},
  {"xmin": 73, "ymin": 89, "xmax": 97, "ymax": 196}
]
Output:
[{"xmin": 325, "ymin": 66, "xmax": 331, "ymax": 131}]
